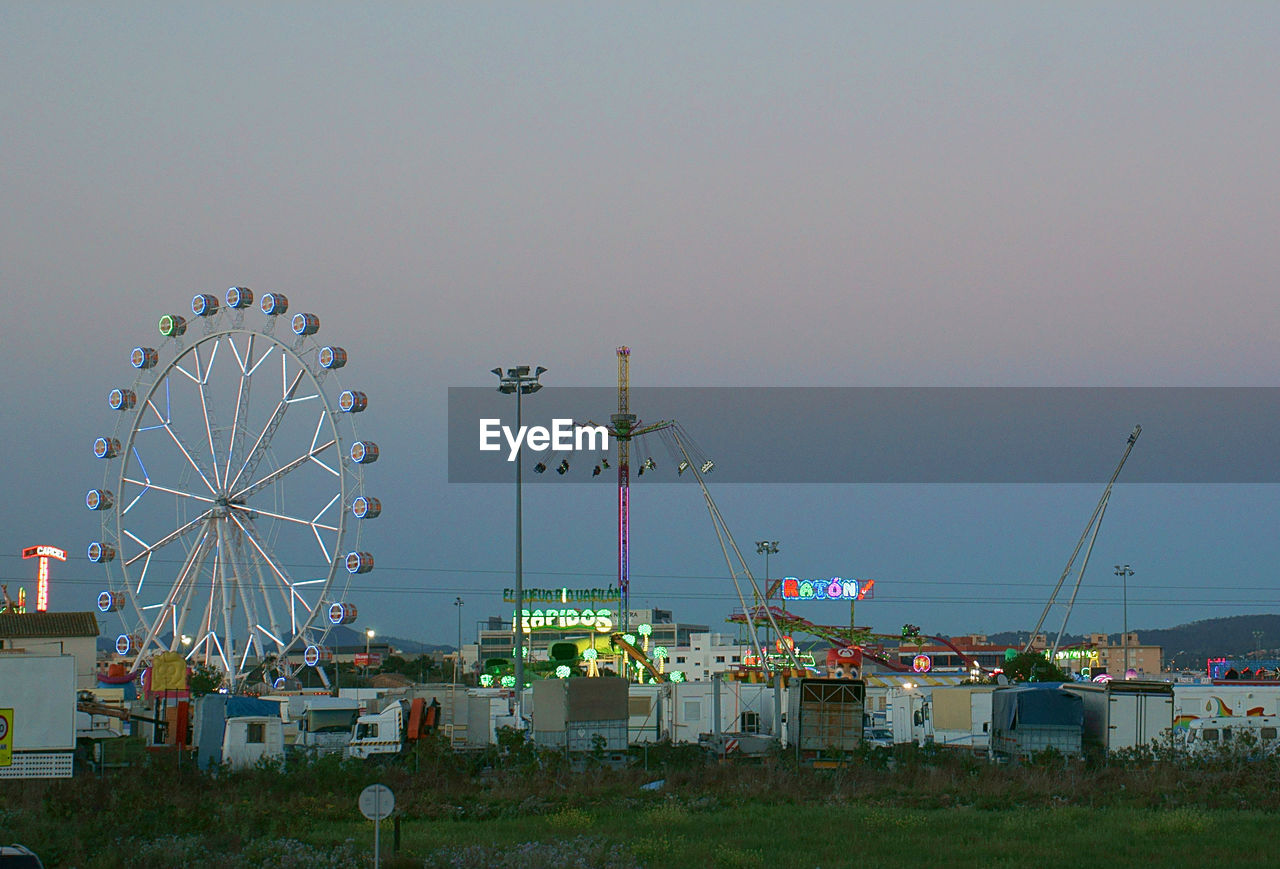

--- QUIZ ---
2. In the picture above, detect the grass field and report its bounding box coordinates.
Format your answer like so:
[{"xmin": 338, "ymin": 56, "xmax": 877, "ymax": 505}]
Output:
[{"xmin": 3, "ymin": 740, "xmax": 1278, "ymax": 868}]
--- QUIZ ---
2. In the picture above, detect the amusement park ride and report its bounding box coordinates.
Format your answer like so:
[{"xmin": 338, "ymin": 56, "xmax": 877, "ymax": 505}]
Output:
[
  {"xmin": 85, "ymin": 310, "xmax": 1025, "ymax": 694},
  {"xmin": 87, "ymin": 289, "xmax": 379, "ymax": 692},
  {"xmin": 525, "ymin": 346, "xmax": 966, "ymax": 686}
]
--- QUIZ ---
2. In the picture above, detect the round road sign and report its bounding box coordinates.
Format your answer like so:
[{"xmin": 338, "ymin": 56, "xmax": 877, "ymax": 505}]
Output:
[{"xmin": 359, "ymin": 784, "xmax": 395, "ymax": 821}]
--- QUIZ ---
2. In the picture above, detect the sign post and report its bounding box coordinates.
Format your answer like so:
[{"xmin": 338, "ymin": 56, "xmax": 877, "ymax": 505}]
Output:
[
  {"xmin": 359, "ymin": 783, "xmax": 395, "ymax": 868},
  {"xmin": 0, "ymin": 708, "xmax": 12, "ymax": 767}
]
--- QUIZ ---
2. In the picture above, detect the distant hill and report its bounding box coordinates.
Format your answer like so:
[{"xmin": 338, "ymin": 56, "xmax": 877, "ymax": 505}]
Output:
[{"xmin": 989, "ymin": 614, "xmax": 1280, "ymax": 670}]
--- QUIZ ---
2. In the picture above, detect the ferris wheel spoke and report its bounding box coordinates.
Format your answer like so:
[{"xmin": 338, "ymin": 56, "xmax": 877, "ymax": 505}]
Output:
[
  {"xmin": 225, "ymin": 362, "xmax": 308, "ymax": 494},
  {"xmin": 125, "ymin": 528, "xmax": 213, "ymax": 668},
  {"xmin": 133, "ymin": 541, "xmax": 207, "ymax": 661},
  {"xmin": 213, "ymin": 524, "xmax": 240, "ymax": 671},
  {"xmin": 142, "ymin": 380, "xmax": 172, "ymax": 429},
  {"xmin": 228, "ymin": 333, "xmax": 275, "ymax": 378},
  {"xmin": 151, "ymin": 414, "xmax": 219, "ymax": 496},
  {"xmin": 231, "ymin": 515, "xmax": 299, "ymax": 623},
  {"xmin": 122, "ymin": 476, "xmax": 217, "ymax": 506},
  {"xmin": 223, "ymin": 335, "xmax": 256, "ymax": 492},
  {"xmin": 308, "ymin": 412, "xmax": 341, "ymax": 477},
  {"xmin": 230, "ymin": 438, "xmax": 337, "ymax": 502},
  {"xmin": 249, "ymin": 556, "xmax": 287, "ymax": 655},
  {"xmin": 193, "ymin": 342, "xmax": 226, "ymax": 492},
  {"xmin": 242, "ymin": 503, "xmax": 339, "ymax": 532},
  {"xmin": 121, "ymin": 511, "xmax": 212, "ymax": 568},
  {"xmin": 228, "ymin": 512, "xmax": 311, "ymax": 620}
]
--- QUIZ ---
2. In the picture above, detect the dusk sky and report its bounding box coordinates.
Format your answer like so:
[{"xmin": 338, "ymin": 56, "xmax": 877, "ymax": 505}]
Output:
[{"xmin": 3, "ymin": 4, "xmax": 1279, "ymax": 652}]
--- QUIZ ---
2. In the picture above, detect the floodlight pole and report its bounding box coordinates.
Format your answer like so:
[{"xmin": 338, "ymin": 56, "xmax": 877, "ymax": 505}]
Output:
[
  {"xmin": 1114, "ymin": 564, "xmax": 1134, "ymax": 675},
  {"xmin": 494, "ymin": 365, "xmax": 546, "ymax": 727},
  {"xmin": 454, "ymin": 596, "xmax": 464, "ymax": 685},
  {"xmin": 755, "ymin": 541, "xmax": 780, "ymax": 647}
]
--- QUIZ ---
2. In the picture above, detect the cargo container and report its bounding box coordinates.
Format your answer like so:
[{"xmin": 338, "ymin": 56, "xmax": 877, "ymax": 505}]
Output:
[
  {"xmin": 788, "ymin": 678, "xmax": 865, "ymax": 766},
  {"xmin": 532, "ymin": 678, "xmax": 628, "ymax": 752},
  {"xmin": 1061, "ymin": 679, "xmax": 1173, "ymax": 753},
  {"xmin": 929, "ymin": 684, "xmax": 995, "ymax": 753},
  {"xmin": 990, "ymin": 685, "xmax": 1083, "ymax": 761}
]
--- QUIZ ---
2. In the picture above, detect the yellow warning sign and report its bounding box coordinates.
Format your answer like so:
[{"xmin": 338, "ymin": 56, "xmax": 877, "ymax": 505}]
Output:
[{"xmin": 0, "ymin": 708, "xmax": 12, "ymax": 767}]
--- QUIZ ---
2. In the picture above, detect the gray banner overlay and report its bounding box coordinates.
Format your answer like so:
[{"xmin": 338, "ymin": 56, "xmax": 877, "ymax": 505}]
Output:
[{"xmin": 448, "ymin": 387, "xmax": 1280, "ymax": 483}]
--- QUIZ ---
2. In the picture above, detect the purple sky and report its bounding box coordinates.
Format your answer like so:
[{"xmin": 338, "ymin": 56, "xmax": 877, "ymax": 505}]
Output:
[{"xmin": 2, "ymin": 4, "xmax": 1279, "ymax": 650}]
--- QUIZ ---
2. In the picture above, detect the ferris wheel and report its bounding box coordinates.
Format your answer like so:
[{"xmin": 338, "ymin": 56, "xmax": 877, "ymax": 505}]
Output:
[{"xmin": 87, "ymin": 288, "xmax": 379, "ymax": 691}]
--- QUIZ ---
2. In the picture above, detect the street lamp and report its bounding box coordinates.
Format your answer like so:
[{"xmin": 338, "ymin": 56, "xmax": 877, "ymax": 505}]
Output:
[
  {"xmin": 454, "ymin": 596, "xmax": 464, "ymax": 685},
  {"xmin": 365, "ymin": 628, "xmax": 375, "ymax": 676},
  {"xmin": 493, "ymin": 364, "xmax": 546, "ymax": 726},
  {"xmin": 1114, "ymin": 564, "xmax": 1134, "ymax": 676},
  {"xmin": 755, "ymin": 541, "xmax": 779, "ymax": 646}
]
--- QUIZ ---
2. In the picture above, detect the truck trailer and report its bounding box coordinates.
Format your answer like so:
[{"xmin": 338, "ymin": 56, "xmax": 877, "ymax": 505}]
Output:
[
  {"xmin": 788, "ymin": 678, "xmax": 865, "ymax": 766},
  {"xmin": 1061, "ymin": 679, "xmax": 1173, "ymax": 754},
  {"xmin": 989, "ymin": 685, "xmax": 1083, "ymax": 761}
]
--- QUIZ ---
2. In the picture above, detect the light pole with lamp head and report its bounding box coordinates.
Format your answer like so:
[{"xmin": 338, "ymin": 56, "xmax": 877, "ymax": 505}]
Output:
[
  {"xmin": 755, "ymin": 540, "xmax": 780, "ymax": 647},
  {"xmin": 454, "ymin": 596, "xmax": 465, "ymax": 685},
  {"xmin": 365, "ymin": 628, "xmax": 375, "ymax": 678},
  {"xmin": 493, "ymin": 365, "xmax": 546, "ymax": 727},
  {"xmin": 1114, "ymin": 564, "xmax": 1134, "ymax": 675},
  {"xmin": 755, "ymin": 539, "xmax": 783, "ymax": 747}
]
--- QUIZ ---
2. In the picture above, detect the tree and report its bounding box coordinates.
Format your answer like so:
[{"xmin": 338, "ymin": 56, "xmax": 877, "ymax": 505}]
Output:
[
  {"xmin": 1001, "ymin": 651, "xmax": 1069, "ymax": 683},
  {"xmin": 189, "ymin": 663, "xmax": 225, "ymax": 696}
]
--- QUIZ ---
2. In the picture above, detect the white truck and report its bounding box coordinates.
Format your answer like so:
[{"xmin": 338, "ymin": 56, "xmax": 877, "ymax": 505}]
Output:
[
  {"xmin": 887, "ymin": 687, "xmax": 930, "ymax": 746},
  {"xmin": 346, "ymin": 697, "xmax": 440, "ymax": 760},
  {"xmin": 294, "ymin": 697, "xmax": 360, "ymax": 756},
  {"xmin": 1061, "ymin": 679, "xmax": 1173, "ymax": 754}
]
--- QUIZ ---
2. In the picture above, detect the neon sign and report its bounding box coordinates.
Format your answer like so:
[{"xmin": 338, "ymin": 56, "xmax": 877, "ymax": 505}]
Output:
[
  {"xmin": 516, "ymin": 608, "xmax": 614, "ymax": 633},
  {"xmin": 743, "ymin": 650, "xmax": 818, "ymax": 669},
  {"xmin": 22, "ymin": 545, "xmax": 65, "ymax": 613},
  {"xmin": 912, "ymin": 654, "xmax": 932, "ymax": 673},
  {"xmin": 780, "ymin": 577, "xmax": 875, "ymax": 602},
  {"xmin": 504, "ymin": 587, "xmax": 620, "ymax": 604}
]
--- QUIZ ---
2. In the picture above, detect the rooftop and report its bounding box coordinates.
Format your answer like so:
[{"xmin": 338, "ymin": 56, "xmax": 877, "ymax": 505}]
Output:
[{"xmin": 0, "ymin": 611, "xmax": 99, "ymax": 639}]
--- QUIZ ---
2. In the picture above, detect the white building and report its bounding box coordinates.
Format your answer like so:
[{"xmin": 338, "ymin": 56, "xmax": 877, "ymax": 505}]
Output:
[
  {"xmin": 0, "ymin": 611, "xmax": 100, "ymax": 689},
  {"xmin": 668, "ymin": 632, "xmax": 752, "ymax": 682}
]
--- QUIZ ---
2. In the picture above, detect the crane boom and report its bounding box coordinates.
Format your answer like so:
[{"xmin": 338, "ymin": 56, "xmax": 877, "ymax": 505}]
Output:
[{"xmin": 1024, "ymin": 424, "xmax": 1142, "ymax": 654}]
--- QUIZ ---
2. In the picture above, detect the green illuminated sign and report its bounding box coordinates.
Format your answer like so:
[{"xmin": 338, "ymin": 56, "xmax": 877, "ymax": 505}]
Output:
[{"xmin": 516, "ymin": 608, "xmax": 614, "ymax": 633}]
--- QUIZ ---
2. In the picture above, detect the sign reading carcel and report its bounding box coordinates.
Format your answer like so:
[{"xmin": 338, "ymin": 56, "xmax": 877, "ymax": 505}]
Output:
[
  {"xmin": 780, "ymin": 577, "xmax": 876, "ymax": 601},
  {"xmin": 21, "ymin": 545, "xmax": 66, "ymax": 561}
]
